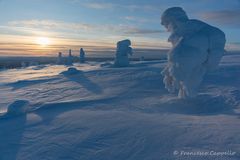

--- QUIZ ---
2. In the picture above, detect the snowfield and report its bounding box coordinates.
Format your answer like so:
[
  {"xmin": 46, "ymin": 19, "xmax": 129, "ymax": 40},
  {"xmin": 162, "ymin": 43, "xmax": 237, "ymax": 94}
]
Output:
[{"xmin": 0, "ymin": 54, "xmax": 240, "ymax": 160}]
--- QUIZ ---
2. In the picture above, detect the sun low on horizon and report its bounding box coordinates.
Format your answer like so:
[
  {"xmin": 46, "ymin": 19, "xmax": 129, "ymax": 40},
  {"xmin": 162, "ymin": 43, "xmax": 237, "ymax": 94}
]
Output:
[
  {"xmin": 36, "ymin": 37, "xmax": 51, "ymax": 47},
  {"xmin": 0, "ymin": 0, "xmax": 239, "ymax": 57}
]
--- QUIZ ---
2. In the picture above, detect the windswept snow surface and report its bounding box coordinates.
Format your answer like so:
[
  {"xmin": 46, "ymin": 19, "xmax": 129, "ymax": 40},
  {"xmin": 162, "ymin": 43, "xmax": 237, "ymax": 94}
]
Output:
[{"xmin": 0, "ymin": 54, "xmax": 240, "ymax": 160}]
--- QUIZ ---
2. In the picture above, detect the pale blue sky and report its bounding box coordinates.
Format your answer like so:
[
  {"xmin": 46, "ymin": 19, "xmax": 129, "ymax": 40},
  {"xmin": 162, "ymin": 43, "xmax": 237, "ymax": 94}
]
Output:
[{"xmin": 0, "ymin": 0, "xmax": 240, "ymax": 56}]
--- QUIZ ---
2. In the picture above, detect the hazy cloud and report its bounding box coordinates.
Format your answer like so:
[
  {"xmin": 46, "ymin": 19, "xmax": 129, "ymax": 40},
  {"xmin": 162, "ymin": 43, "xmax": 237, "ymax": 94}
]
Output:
[
  {"xmin": 124, "ymin": 16, "xmax": 157, "ymax": 23},
  {"xmin": 201, "ymin": 10, "xmax": 240, "ymax": 27},
  {"xmin": 81, "ymin": 2, "xmax": 159, "ymax": 12},
  {"xmin": 82, "ymin": 2, "xmax": 114, "ymax": 9},
  {"xmin": 125, "ymin": 4, "xmax": 159, "ymax": 12},
  {"xmin": 123, "ymin": 27, "xmax": 163, "ymax": 35},
  {"xmin": 225, "ymin": 42, "xmax": 240, "ymax": 51},
  {"xmin": 103, "ymin": 24, "xmax": 164, "ymax": 35},
  {"xmin": 8, "ymin": 20, "xmax": 94, "ymax": 31},
  {"xmin": 7, "ymin": 19, "xmax": 164, "ymax": 36}
]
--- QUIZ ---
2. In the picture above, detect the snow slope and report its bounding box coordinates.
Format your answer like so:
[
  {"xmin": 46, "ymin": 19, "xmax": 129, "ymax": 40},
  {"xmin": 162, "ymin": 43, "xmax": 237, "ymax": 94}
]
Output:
[{"xmin": 0, "ymin": 54, "xmax": 239, "ymax": 160}]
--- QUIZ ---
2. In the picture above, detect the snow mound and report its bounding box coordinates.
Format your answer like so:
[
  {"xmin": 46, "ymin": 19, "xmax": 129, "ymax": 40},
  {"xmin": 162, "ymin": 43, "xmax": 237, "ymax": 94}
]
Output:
[
  {"xmin": 100, "ymin": 62, "xmax": 113, "ymax": 67},
  {"xmin": 60, "ymin": 67, "xmax": 82, "ymax": 75},
  {"xmin": 7, "ymin": 100, "xmax": 29, "ymax": 115}
]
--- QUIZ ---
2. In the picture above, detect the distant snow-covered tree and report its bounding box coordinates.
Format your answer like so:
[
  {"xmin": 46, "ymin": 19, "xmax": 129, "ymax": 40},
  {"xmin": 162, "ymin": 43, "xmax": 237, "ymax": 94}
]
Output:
[
  {"xmin": 80, "ymin": 48, "xmax": 85, "ymax": 63},
  {"xmin": 114, "ymin": 39, "xmax": 133, "ymax": 67},
  {"xmin": 57, "ymin": 52, "xmax": 64, "ymax": 65},
  {"xmin": 66, "ymin": 49, "xmax": 73, "ymax": 66}
]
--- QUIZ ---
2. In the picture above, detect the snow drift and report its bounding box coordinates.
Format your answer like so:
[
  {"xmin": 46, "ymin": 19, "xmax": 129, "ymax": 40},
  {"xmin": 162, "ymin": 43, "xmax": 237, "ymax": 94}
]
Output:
[{"xmin": 0, "ymin": 54, "xmax": 239, "ymax": 160}]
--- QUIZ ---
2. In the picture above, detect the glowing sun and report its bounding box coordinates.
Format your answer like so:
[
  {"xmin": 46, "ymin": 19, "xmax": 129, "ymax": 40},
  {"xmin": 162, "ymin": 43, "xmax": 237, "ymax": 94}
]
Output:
[{"xmin": 36, "ymin": 37, "xmax": 50, "ymax": 46}]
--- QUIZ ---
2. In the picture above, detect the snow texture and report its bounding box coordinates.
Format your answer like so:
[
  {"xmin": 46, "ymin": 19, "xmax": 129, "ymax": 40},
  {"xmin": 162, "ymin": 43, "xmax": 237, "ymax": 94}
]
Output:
[
  {"xmin": 0, "ymin": 54, "xmax": 239, "ymax": 159},
  {"xmin": 161, "ymin": 7, "xmax": 226, "ymax": 99},
  {"xmin": 114, "ymin": 39, "xmax": 133, "ymax": 67}
]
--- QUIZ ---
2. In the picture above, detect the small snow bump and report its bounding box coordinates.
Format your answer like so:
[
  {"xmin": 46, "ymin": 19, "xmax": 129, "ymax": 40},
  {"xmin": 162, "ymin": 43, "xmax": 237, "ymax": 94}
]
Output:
[
  {"xmin": 7, "ymin": 100, "xmax": 29, "ymax": 115},
  {"xmin": 60, "ymin": 67, "xmax": 82, "ymax": 75}
]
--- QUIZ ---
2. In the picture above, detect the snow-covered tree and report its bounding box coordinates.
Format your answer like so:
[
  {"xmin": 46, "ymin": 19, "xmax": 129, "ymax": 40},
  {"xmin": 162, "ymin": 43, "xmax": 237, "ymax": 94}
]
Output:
[
  {"xmin": 57, "ymin": 52, "xmax": 63, "ymax": 64},
  {"xmin": 114, "ymin": 39, "xmax": 133, "ymax": 67},
  {"xmin": 80, "ymin": 48, "xmax": 85, "ymax": 63},
  {"xmin": 67, "ymin": 49, "xmax": 73, "ymax": 66},
  {"xmin": 161, "ymin": 7, "xmax": 226, "ymax": 98}
]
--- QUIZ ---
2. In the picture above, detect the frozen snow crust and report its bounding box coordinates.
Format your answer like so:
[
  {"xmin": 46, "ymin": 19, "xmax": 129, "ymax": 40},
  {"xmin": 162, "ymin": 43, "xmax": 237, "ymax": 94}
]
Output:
[{"xmin": 0, "ymin": 55, "xmax": 239, "ymax": 160}]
